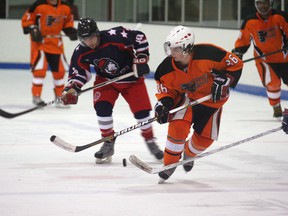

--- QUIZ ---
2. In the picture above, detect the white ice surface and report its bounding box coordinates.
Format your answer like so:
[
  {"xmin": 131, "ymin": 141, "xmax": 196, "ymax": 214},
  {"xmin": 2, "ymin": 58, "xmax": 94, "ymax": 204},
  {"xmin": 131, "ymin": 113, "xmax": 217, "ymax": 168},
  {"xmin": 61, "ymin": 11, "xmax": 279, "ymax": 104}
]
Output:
[{"xmin": 0, "ymin": 69, "xmax": 288, "ymax": 216}]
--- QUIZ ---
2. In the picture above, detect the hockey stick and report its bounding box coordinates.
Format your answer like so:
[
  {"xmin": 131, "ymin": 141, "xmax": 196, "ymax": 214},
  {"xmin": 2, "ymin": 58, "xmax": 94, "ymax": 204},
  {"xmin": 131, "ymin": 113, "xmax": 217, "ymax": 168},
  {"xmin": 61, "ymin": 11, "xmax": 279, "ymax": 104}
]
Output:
[
  {"xmin": 243, "ymin": 47, "xmax": 288, "ymax": 63},
  {"xmin": 45, "ymin": 34, "xmax": 67, "ymax": 38},
  {"xmin": 0, "ymin": 72, "xmax": 135, "ymax": 119},
  {"xmin": 50, "ymin": 94, "xmax": 212, "ymax": 152},
  {"xmin": 129, "ymin": 126, "xmax": 282, "ymax": 174}
]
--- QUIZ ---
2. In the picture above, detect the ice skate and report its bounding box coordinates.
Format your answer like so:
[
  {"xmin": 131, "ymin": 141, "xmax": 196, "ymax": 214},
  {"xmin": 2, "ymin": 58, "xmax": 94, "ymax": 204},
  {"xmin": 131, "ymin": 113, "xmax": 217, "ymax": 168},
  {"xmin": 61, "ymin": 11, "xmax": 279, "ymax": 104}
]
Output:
[
  {"xmin": 94, "ymin": 138, "xmax": 115, "ymax": 164},
  {"xmin": 145, "ymin": 138, "xmax": 164, "ymax": 160},
  {"xmin": 182, "ymin": 152, "xmax": 194, "ymax": 172},
  {"xmin": 55, "ymin": 97, "xmax": 70, "ymax": 109},
  {"xmin": 158, "ymin": 167, "xmax": 176, "ymax": 184},
  {"xmin": 32, "ymin": 96, "xmax": 45, "ymax": 106},
  {"xmin": 273, "ymin": 103, "xmax": 282, "ymax": 119}
]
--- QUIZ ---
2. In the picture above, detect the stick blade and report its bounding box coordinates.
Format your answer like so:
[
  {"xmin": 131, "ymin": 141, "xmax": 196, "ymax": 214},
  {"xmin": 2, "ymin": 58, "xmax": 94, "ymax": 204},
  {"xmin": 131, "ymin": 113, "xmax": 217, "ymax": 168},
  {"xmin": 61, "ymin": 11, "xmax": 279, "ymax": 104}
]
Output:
[
  {"xmin": 0, "ymin": 109, "xmax": 17, "ymax": 119},
  {"xmin": 0, "ymin": 106, "xmax": 40, "ymax": 119},
  {"xmin": 129, "ymin": 155, "xmax": 154, "ymax": 174},
  {"xmin": 50, "ymin": 135, "xmax": 76, "ymax": 152}
]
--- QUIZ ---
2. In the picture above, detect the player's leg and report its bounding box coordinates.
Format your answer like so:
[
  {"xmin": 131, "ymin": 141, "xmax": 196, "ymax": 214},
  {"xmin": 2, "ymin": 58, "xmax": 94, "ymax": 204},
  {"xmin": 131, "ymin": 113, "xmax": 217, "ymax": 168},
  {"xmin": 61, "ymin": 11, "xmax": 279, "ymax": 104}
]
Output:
[
  {"xmin": 93, "ymin": 77, "xmax": 119, "ymax": 163},
  {"xmin": 184, "ymin": 105, "xmax": 222, "ymax": 172},
  {"xmin": 121, "ymin": 78, "xmax": 163, "ymax": 160},
  {"xmin": 269, "ymin": 62, "xmax": 288, "ymax": 118},
  {"xmin": 46, "ymin": 53, "xmax": 67, "ymax": 108},
  {"xmin": 30, "ymin": 45, "xmax": 48, "ymax": 105},
  {"xmin": 256, "ymin": 61, "xmax": 282, "ymax": 118},
  {"xmin": 158, "ymin": 119, "xmax": 191, "ymax": 182}
]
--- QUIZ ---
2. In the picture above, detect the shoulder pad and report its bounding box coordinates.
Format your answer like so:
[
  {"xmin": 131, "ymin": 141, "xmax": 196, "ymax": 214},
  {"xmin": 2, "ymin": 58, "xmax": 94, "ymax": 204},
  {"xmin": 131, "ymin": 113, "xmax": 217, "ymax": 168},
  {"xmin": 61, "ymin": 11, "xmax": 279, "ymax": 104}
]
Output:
[
  {"xmin": 271, "ymin": 9, "xmax": 288, "ymax": 22},
  {"xmin": 240, "ymin": 13, "xmax": 258, "ymax": 29},
  {"xmin": 193, "ymin": 44, "xmax": 226, "ymax": 62},
  {"xmin": 28, "ymin": 0, "xmax": 47, "ymax": 13},
  {"xmin": 154, "ymin": 56, "xmax": 174, "ymax": 81}
]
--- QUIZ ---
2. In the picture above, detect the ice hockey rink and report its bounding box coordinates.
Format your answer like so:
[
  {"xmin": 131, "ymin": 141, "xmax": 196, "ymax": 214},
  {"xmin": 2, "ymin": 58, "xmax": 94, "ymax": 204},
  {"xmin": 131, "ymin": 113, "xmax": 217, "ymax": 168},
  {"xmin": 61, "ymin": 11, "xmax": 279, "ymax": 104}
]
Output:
[{"xmin": 0, "ymin": 69, "xmax": 287, "ymax": 216}]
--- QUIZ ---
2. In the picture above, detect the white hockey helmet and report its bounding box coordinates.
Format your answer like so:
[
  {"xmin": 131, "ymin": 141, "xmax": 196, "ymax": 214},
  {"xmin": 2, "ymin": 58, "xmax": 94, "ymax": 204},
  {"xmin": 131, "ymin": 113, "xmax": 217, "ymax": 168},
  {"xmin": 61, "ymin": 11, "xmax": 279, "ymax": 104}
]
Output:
[
  {"xmin": 164, "ymin": 25, "xmax": 195, "ymax": 55},
  {"xmin": 255, "ymin": 0, "xmax": 273, "ymax": 16}
]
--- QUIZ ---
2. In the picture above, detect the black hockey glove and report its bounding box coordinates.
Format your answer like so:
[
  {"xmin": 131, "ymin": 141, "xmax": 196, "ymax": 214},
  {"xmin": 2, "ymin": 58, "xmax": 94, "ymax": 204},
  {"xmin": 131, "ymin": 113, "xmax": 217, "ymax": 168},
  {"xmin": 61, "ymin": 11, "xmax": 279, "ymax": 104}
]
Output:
[
  {"xmin": 133, "ymin": 53, "xmax": 150, "ymax": 78},
  {"xmin": 61, "ymin": 82, "xmax": 81, "ymax": 105},
  {"xmin": 231, "ymin": 48, "xmax": 243, "ymax": 60},
  {"xmin": 63, "ymin": 27, "xmax": 78, "ymax": 41},
  {"xmin": 282, "ymin": 109, "xmax": 288, "ymax": 134},
  {"xmin": 154, "ymin": 97, "xmax": 174, "ymax": 124},
  {"xmin": 30, "ymin": 25, "xmax": 43, "ymax": 42},
  {"xmin": 211, "ymin": 74, "xmax": 234, "ymax": 103}
]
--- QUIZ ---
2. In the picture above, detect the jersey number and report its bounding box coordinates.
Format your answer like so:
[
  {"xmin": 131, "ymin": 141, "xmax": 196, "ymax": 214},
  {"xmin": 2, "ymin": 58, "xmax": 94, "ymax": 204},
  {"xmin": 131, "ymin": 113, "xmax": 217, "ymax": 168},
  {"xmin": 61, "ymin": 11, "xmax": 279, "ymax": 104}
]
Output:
[
  {"xmin": 225, "ymin": 54, "xmax": 239, "ymax": 66},
  {"xmin": 157, "ymin": 83, "xmax": 168, "ymax": 93}
]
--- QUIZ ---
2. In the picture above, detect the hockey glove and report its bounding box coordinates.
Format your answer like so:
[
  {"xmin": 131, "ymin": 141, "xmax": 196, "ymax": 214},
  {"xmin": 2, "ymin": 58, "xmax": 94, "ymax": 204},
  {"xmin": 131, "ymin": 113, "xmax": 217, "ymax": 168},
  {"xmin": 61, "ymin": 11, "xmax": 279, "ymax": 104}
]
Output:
[
  {"xmin": 154, "ymin": 97, "xmax": 174, "ymax": 124},
  {"xmin": 133, "ymin": 53, "xmax": 150, "ymax": 78},
  {"xmin": 155, "ymin": 101, "xmax": 170, "ymax": 124},
  {"xmin": 63, "ymin": 27, "xmax": 78, "ymax": 41},
  {"xmin": 61, "ymin": 83, "xmax": 81, "ymax": 105},
  {"xmin": 282, "ymin": 108, "xmax": 288, "ymax": 134},
  {"xmin": 231, "ymin": 48, "xmax": 243, "ymax": 60},
  {"xmin": 211, "ymin": 74, "xmax": 234, "ymax": 103},
  {"xmin": 30, "ymin": 25, "xmax": 43, "ymax": 42}
]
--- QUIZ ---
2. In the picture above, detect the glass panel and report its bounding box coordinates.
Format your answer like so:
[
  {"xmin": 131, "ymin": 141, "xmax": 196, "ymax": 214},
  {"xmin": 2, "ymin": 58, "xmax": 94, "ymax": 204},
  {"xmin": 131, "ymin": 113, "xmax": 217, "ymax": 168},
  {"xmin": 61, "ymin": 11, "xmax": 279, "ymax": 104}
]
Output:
[
  {"xmin": 272, "ymin": 0, "xmax": 287, "ymax": 11},
  {"xmin": 168, "ymin": 0, "xmax": 181, "ymax": 21},
  {"xmin": 114, "ymin": 0, "xmax": 134, "ymax": 22},
  {"xmin": 137, "ymin": 0, "xmax": 149, "ymax": 22},
  {"xmin": 202, "ymin": 0, "xmax": 218, "ymax": 27},
  {"xmin": 152, "ymin": 0, "xmax": 165, "ymax": 21},
  {"xmin": 65, "ymin": 0, "xmax": 81, "ymax": 20},
  {"xmin": 241, "ymin": 0, "xmax": 256, "ymax": 19},
  {"xmin": 185, "ymin": 0, "xmax": 200, "ymax": 22},
  {"xmin": 221, "ymin": 0, "xmax": 238, "ymax": 28},
  {"xmin": 0, "ymin": 0, "xmax": 5, "ymax": 18},
  {"xmin": 85, "ymin": 0, "xmax": 109, "ymax": 21},
  {"xmin": 273, "ymin": 0, "xmax": 281, "ymax": 10},
  {"xmin": 7, "ymin": 0, "xmax": 35, "ymax": 19}
]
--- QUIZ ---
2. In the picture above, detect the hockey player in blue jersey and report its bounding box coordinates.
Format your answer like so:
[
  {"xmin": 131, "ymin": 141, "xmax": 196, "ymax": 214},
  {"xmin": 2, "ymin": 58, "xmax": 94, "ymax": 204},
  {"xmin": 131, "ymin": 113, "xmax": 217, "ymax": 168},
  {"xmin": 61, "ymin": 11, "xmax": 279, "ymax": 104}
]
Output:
[{"xmin": 61, "ymin": 17, "xmax": 163, "ymax": 163}]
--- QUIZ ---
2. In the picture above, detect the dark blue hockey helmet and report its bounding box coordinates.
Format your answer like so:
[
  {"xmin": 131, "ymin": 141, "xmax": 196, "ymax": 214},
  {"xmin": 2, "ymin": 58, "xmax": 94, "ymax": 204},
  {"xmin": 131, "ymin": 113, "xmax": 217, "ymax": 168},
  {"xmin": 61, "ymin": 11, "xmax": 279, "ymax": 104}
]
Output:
[{"xmin": 77, "ymin": 17, "xmax": 100, "ymax": 41}]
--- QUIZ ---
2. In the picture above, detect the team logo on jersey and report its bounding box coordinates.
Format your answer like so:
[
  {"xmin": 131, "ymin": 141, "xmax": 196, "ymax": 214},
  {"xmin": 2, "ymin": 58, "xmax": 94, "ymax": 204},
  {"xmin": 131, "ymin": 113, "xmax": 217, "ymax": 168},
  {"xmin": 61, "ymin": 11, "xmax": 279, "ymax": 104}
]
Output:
[
  {"xmin": 93, "ymin": 91, "xmax": 101, "ymax": 102},
  {"xmin": 46, "ymin": 15, "xmax": 63, "ymax": 26},
  {"xmin": 181, "ymin": 73, "xmax": 209, "ymax": 92},
  {"xmin": 94, "ymin": 58, "xmax": 119, "ymax": 74},
  {"xmin": 257, "ymin": 27, "xmax": 276, "ymax": 42}
]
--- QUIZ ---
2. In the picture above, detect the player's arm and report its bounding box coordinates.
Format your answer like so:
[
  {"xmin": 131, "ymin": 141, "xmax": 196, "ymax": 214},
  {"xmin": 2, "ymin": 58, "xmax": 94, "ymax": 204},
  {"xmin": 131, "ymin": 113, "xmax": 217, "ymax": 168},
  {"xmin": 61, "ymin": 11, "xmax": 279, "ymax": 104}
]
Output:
[
  {"xmin": 61, "ymin": 47, "xmax": 92, "ymax": 105},
  {"xmin": 62, "ymin": 4, "xmax": 78, "ymax": 41},
  {"xmin": 232, "ymin": 19, "xmax": 252, "ymax": 59},
  {"xmin": 21, "ymin": 9, "xmax": 43, "ymax": 42},
  {"xmin": 130, "ymin": 30, "xmax": 150, "ymax": 78},
  {"xmin": 210, "ymin": 49, "xmax": 243, "ymax": 102},
  {"xmin": 154, "ymin": 80, "xmax": 175, "ymax": 124},
  {"xmin": 278, "ymin": 12, "xmax": 288, "ymax": 48},
  {"xmin": 154, "ymin": 60, "xmax": 180, "ymax": 124}
]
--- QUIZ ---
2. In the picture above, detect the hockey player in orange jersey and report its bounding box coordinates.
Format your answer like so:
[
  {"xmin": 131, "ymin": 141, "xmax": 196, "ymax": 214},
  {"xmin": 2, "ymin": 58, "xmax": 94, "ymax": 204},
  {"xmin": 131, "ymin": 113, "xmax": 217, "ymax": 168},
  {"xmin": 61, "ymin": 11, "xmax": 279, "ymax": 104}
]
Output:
[
  {"xmin": 154, "ymin": 26, "xmax": 243, "ymax": 183},
  {"xmin": 232, "ymin": 0, "xmax": 288, "ymax": 118},
  {"xmin": 21, "ymin": 0, "xmax": 77, "ymax": 107}
]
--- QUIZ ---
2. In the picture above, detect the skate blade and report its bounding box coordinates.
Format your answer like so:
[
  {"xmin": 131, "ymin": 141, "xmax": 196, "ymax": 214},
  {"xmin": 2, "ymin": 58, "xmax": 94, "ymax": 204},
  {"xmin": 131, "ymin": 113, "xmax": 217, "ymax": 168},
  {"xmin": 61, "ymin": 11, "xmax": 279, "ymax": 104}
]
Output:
[
  {"xmin": 95, "ymin": 156, "xmax": 112, "ymax": 164},
  {"xmin": 55, "ymin": 104, "xmax": 71, "ymax": 109},
  {"xmin": 158, "ymin": 177, "xmax": 166, "ymax": 184}
]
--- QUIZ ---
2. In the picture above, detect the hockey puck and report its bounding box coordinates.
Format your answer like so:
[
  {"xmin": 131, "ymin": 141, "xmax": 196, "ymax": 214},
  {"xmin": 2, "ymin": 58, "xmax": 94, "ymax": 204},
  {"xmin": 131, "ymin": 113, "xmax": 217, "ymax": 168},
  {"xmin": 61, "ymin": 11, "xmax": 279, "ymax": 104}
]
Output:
[{"xmin": 122, "ymin": 158, "xmax": 127, "ymax": 167}]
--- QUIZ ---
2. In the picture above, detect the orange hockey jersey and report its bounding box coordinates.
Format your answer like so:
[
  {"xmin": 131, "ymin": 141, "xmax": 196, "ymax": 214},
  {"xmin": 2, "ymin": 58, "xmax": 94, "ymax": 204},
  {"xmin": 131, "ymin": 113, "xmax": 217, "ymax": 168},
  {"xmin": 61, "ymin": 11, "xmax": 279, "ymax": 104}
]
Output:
[
  {"xmin": 21, "ymin": 0, "xmax": 75, "ymax": 54},
  {"xmin": 155, "ymin": 44, "xmax": 243, "ymax": 109},
  {"xmin": 234, "ymin": 9, "xmax": 288, "ymax": 63}
]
